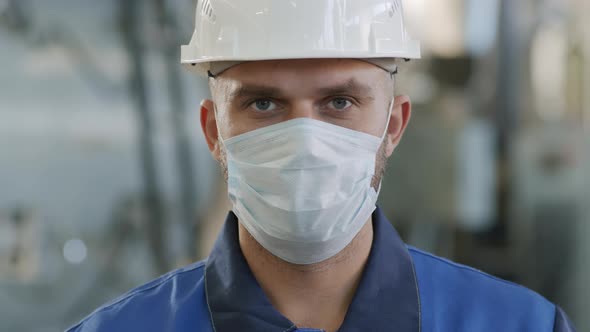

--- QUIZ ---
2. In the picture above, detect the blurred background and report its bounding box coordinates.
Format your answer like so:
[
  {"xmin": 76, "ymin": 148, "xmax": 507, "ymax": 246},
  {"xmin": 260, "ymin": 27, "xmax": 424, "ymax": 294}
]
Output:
[{"xmin": 0, "ymin": 0, "xmax": 587, "ymax": 331}]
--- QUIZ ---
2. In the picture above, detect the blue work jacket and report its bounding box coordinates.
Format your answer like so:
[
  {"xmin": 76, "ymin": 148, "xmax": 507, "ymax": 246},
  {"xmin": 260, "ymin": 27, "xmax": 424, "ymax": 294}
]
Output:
[{"xmin": 67, "ymin": 207, "xmax": 575, "ymax": 332}]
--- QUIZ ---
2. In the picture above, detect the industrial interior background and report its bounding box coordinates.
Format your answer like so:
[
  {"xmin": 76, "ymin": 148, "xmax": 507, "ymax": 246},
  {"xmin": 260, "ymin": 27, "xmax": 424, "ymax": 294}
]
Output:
[{"xmin": 0, "ymin": 0, "xmax": 588, "ymax": 331}]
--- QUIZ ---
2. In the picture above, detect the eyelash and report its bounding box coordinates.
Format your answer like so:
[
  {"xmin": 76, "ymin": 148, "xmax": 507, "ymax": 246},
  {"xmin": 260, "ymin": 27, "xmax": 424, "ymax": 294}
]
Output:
[
  {"xmin": 243, "ymin": 96, "xmax": 359, "ymax": 112},
  {"xmin": 245, "ymin": 98, "xmax": 280, "ymax": 112},
  {"xmin": 326, "ymin": 97, "xmax": 355, "ymax": 107}
]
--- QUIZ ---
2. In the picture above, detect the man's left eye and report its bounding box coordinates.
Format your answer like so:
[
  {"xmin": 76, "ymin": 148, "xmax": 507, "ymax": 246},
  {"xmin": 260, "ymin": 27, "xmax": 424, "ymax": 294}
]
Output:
[{"xmin": 328, "ymin": 98, "xmax": 353, "ymax": 111}]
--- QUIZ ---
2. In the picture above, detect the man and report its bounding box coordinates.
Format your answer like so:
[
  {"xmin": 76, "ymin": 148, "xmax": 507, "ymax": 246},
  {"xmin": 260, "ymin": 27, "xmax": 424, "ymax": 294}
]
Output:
[{"xmin": 67, "ymin": 1, "xmax": 575, "ymax": 331}]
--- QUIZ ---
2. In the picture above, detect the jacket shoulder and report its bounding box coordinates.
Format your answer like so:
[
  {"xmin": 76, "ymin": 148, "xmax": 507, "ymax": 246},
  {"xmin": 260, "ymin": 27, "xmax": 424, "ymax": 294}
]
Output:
[
  {"xmin": 408, "ymin": 246, "xmax": 556, "ymax": 332},
  {"xmin": 66, "ymin": 260, "xmax": 210, "ymax": 332}
]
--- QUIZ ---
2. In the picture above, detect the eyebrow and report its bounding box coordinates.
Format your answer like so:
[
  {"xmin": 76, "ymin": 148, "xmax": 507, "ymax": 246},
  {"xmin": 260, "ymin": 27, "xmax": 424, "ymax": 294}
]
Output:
[
  {"xmin": 228, "ymin": 78, "xmax": 375, "ymax": 100},
  {"xmin": 316, "ymin": 78, "xmax": 374, "ymax": 98},
  {"xmin": 230, "ymin": 85, "xmax": 283, "ymax": 100}
]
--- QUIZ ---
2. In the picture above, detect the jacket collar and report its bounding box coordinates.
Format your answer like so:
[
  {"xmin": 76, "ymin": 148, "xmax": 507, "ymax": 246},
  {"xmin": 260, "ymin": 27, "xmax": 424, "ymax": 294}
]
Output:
[{"xmin": 205, "ymin": 206, "xmax": 420, "ymax": 331}]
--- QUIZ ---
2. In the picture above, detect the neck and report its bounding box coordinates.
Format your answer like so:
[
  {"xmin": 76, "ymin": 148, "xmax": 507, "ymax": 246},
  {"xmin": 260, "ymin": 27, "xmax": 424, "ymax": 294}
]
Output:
[{"xmin": 238, "ymin": 218, "xmax": 373, "ymax": 332}]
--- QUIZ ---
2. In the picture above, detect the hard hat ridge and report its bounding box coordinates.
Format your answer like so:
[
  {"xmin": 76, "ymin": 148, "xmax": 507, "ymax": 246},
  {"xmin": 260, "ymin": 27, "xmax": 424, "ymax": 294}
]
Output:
[{"xmin": 182, "ymin": 0, "xmax": 421, "ymax": 76}]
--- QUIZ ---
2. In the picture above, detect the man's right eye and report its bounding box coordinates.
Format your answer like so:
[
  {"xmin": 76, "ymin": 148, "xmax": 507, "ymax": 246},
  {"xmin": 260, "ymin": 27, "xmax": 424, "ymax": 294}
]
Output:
[{"xmin": 250, "ymin": 99, "xmax": 278, "ymax": 112}]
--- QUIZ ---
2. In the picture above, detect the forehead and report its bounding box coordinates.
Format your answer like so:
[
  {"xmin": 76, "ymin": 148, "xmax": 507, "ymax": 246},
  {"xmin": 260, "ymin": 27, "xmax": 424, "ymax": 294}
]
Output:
[{"xmin": 213, "ymin": 59, "xmax": 389, "ymax": 98}]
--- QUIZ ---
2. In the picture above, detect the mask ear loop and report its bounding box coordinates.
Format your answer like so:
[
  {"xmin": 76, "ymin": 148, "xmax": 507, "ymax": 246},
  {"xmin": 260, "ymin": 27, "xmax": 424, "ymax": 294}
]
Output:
[
  {"xmin": 380, "ymin": 97, "xmax": 395, "ymax": 141},
  {"xmin": 213, "ymin": 104, "xmax": 228, "ymax": 149},
  {"xmin": 380, "ymin": 65, "xmax": 397, "ymax": 141},
  {"xmin": 374, "ymin": 98, "xmax": 395, "ymax": 196}
]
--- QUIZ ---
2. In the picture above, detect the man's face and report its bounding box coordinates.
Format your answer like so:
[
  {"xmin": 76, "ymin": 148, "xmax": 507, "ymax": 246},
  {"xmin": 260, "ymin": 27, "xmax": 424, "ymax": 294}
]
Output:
[{"xmin": 200, "ymin": 58, "xmax": 411, "ymax": 188}]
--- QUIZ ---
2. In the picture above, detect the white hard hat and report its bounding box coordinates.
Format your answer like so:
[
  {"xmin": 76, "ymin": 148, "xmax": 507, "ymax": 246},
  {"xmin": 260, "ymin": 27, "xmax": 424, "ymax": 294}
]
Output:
[{"xmin": 181, "ymin": 0, "xmax": 421, "ymax": 76}]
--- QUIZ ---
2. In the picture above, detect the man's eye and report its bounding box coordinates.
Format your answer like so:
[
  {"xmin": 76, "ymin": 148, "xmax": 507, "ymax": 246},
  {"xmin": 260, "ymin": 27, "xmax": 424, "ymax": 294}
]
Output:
[
  {"xmin": 250, "ymin": 99, "xmax": 278, "ymax": 112},
  {"xmin": 328, "ymin": 98, "xmax": 353, "ymax": 111}
]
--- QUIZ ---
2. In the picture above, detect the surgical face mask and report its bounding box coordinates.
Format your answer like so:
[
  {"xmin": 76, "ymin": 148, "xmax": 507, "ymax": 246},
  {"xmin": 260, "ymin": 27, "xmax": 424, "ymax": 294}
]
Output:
[{"xmin": 220, "ymin": 102, "xmax": 393, "ymax": 264}]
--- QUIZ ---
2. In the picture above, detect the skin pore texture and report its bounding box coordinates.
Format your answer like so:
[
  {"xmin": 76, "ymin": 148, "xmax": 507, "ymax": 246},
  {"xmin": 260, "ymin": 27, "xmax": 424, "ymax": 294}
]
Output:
[{"xmin": 200, "ymin": 59, "xmax": 412, "ymax": 332}]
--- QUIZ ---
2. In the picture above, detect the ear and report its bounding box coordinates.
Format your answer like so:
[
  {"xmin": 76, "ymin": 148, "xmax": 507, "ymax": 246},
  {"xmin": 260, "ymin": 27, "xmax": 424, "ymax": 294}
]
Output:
[
  {"xmin": 200, "ymin": 99, "xmax": 222, "ymax": 161},
  {"xmin": 384, "ymin": 95, "xmax": 412, "ymax": 157}
]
